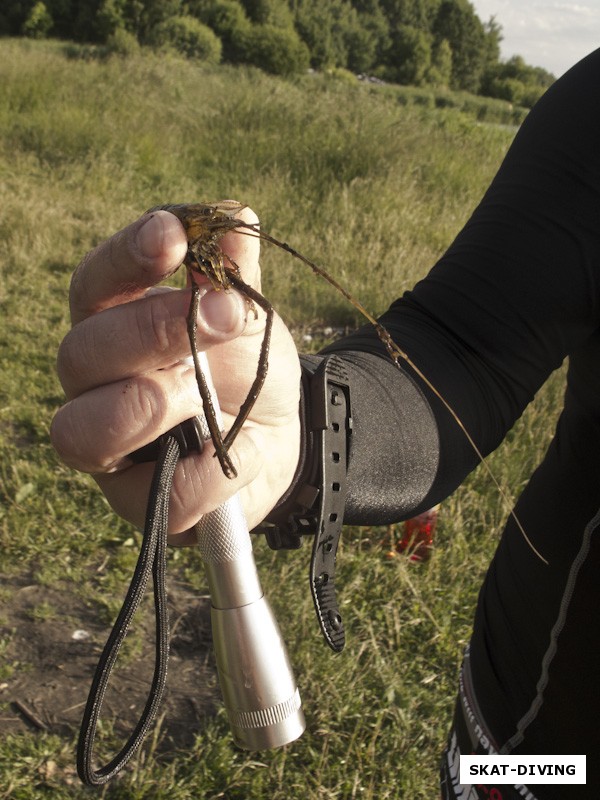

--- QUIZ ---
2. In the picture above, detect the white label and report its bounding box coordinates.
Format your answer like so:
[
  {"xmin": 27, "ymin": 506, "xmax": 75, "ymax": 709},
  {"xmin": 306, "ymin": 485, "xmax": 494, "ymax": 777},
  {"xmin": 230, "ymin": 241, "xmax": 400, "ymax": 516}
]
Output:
[{"xmin": 459, "ymin": 755, "xmax": 586, "ymax": 785}]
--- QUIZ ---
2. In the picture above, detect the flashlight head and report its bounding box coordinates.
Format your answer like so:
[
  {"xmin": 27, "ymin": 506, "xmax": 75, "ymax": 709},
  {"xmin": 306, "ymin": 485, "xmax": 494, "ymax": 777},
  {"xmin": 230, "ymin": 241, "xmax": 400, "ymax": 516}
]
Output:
[{"xmin": 211, "ymin": 596, "xmax": 305, "ymax": 749}]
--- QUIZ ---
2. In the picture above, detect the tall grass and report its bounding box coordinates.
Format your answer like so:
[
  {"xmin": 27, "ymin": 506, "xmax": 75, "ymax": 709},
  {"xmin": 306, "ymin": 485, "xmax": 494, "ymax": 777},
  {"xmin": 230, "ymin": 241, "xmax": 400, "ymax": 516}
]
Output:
[{"xmin": 0, "ymin": 38, "xmax": 564, "ymax": 799}]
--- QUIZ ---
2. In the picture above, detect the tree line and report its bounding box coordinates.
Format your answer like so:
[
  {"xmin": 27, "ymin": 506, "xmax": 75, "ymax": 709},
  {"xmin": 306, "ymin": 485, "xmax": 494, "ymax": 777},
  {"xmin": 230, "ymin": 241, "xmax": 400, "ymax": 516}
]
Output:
[{"xmin": 2, "ymin": 0, "xmax": 555, "ymax": 107}]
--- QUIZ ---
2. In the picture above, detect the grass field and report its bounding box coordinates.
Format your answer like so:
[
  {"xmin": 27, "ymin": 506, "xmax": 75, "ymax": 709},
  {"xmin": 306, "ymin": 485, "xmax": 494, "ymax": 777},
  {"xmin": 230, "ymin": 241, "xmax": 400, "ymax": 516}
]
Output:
[{"xmin": 0, "ymin": 38, "xmax": 565, "ymax": 799}]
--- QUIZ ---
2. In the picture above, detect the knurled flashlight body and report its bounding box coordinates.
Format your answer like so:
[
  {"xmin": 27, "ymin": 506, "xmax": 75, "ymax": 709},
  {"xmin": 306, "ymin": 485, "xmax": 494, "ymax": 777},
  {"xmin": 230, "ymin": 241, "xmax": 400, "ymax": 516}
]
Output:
[{"xmin": 193, "ymin": 354, "xmax": 305, "ymax": 749}]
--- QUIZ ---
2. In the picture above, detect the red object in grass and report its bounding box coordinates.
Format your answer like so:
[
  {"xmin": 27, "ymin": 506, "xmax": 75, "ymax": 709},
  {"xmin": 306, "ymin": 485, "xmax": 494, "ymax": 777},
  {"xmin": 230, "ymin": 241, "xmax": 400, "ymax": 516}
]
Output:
[{"xmin": 396, "ymin": 506, "xmax": 440, "ymax": 562}]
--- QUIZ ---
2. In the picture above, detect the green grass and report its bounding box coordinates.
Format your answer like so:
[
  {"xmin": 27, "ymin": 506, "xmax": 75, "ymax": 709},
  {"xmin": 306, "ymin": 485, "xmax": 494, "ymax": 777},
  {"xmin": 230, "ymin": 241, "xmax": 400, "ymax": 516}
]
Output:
[{"xmin": 0, "ymin": 38, "xmax": 563, "ymax": 799}]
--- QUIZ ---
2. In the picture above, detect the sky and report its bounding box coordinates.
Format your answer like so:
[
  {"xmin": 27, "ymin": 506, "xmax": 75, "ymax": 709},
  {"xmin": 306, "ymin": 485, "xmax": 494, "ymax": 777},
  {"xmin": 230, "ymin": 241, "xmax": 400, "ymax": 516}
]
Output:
[{"xmin": 470, "ymin": 0, "xmax": 600, "ymax": 77}]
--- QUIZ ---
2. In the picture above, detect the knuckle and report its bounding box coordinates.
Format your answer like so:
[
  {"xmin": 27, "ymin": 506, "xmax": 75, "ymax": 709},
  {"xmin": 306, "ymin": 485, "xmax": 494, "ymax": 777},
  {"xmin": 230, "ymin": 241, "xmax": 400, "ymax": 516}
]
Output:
[
  {"xmin": 56, "ymin": 330, "xmax": 85, "ymax": 395},
  {"xmin": 56, "ymin": 320, "xmax": 103, "ymax": 398},
  {"xmin": 56, "ymin": 336, "xmax": 77, "ymax": 393},
  {"xmin": 50, "ymin": 377, "xmax": 172, "ymax": 473},
  {"xmin": 50, "ymin": 404, "xmax": 88, "ymax": 469},
  {"xmin": 168, "ymin": 472, "xmax": 200, "ymax": 527},
  {"xmin": 141, "ymin": 293, "xmax": 185, "ymax": 356},
  {"xmin": 127, "ymin": 375, "xmax": 171, "ymax": 432},
  {"xmin": 68, "ymin": 245, "xmax": 102, "ymax": 322}
]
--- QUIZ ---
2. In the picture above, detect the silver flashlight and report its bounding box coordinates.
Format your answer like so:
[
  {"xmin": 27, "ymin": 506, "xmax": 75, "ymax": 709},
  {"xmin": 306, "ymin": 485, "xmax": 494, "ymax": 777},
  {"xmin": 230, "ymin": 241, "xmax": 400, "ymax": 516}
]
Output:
[{"xmin": 192, "ymin": 353, "xmax": 305, "ymax": 750}]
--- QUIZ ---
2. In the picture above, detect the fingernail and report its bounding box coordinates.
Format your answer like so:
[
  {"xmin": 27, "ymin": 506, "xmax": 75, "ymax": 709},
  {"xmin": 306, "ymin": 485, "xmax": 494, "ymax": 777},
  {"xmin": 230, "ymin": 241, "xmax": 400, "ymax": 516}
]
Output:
[
  {"xmin": 199, "ymin": 288, "xmax": 243, "ymax": 333},
  {"xmin": 137, "ymin": 213, "xmax": 164, "ymax": 259},
  {"xmin": 137, "ymin": 212, "xmax": 184, "ymax": 260}
]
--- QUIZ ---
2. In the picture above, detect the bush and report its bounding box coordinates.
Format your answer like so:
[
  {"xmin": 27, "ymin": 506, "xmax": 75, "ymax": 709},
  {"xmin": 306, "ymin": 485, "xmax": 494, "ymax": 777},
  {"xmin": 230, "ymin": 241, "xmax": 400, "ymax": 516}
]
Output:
[
  {"xmin": 105, "ymin": 27, "xmax": 140, "ymax": 58},
  {"xmin": 385, "ymin": 25, "xmax": 431, "ymax": 86},
  {"xmin": 240, "ymin": 0, "xmax": 293, "ymax": 28},
  {"xmin": 94, "ymin": 0, "xmax": 127, "ymax": 42},
  {"xmin": 427, "ymin": 38, "xmax": 452, "ymax": 88},
  {"xmin": 237, "ymin": 23, "xmax": 310, "ymax": 76},
  {"xmin": 22, "ymin": 1, "xmax": 53, "ymax": 39},
  {"xmin": 324, "ymin": 66, "xmax": 357, "ymax": 85},
  {"xmin": 149, "ymin": 15, "xmax": 222, "ymax": 63},
  {"xmin": 481, "ymin": 56, "xmax": 554, "ymax": 108},
  {"xmin": 187, "ymin": 0, "xmax": 253, "ymax": 63}
]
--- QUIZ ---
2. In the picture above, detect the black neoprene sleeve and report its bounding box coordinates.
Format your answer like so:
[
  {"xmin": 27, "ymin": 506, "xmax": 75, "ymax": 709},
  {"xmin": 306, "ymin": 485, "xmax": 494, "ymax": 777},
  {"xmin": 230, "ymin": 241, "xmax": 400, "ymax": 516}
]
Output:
[
  {"xmin": 296, "ymin": 348, "xmax": 441, "ymax": 525},
  {"xmin": 317, "ymin": 47, "xmax": 600, "ymax": 529}
]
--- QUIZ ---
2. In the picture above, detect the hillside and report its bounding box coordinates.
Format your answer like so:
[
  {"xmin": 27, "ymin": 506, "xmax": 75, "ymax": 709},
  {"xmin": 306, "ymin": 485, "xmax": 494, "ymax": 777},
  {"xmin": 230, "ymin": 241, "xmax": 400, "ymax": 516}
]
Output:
[
  {"xmin": 2, "ymin": 0, "xmax": 556, "ymax": 107},
  {"xmin": 0, "ymin": 39, "xmax": 565, "ymax": 799}
]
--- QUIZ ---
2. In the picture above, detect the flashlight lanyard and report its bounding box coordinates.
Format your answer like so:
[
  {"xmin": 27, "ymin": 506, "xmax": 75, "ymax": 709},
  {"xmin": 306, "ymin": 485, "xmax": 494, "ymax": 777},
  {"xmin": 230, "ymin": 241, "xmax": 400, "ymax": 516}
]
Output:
[
  {"xmin": 77, "ymin": 355, "xmax": 352, "ymax": 783},
  {"xmin": 77, "ymin": 421, "xmax": 204, "ymax": 786}
]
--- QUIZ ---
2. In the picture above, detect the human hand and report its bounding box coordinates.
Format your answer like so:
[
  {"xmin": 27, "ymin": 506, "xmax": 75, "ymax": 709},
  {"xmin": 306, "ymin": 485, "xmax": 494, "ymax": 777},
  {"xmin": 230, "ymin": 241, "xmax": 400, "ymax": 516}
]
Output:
[{"xmin": 50, "ymin": 206, "xmax": 301, "ymax": 545}]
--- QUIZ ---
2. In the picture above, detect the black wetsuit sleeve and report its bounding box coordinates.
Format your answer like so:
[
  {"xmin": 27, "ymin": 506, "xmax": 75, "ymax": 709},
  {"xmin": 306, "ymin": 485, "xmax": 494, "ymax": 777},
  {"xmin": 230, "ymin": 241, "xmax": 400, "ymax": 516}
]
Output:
[
  {"xmin": 313, "ymin": 48, "xmax": 600, "ymax": 526},
  {"xmin": 298, "ymin": 350, "xmax": 441, "ymax": 525}
]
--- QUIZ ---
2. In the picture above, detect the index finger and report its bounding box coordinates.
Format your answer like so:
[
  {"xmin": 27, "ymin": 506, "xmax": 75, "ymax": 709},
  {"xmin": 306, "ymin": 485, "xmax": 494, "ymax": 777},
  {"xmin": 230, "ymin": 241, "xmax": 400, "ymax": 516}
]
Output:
[{"xmin": 69, "ymin": 210, "xmax": 188, "ymax": 325}]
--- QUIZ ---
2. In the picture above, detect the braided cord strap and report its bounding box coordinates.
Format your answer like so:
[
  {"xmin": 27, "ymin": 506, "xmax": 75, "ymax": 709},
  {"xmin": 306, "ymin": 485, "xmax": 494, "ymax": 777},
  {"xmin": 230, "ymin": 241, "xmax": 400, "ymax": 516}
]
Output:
[{"xmin": 77, "ymin": 434, "xmax": 180, "ymax": 785}]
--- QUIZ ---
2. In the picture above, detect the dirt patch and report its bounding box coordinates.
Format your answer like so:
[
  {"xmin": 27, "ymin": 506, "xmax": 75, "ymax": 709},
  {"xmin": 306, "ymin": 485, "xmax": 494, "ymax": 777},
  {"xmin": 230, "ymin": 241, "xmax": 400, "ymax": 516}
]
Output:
[{"xmin": 0, "ymin": 573, "xmax": 219, "ymax": 751}]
